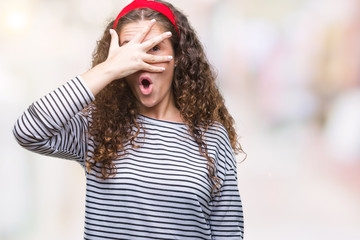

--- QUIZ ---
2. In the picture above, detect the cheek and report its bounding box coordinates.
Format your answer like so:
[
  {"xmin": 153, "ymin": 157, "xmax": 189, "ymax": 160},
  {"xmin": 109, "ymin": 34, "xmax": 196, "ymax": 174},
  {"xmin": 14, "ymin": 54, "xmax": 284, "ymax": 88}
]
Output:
[
  {"xmin": 124, "ymin": 72, "xmax": 138, "ymax": 85},
  {"xmin": 164, "ymin": 65, "xmax": 175, "ymax": 83},
  {"xmin": 124, "ymin": 77, "xmax": 131, "ymax": 85},
  {"xmin": 124, "ymin": 76, "xmax": 138, "ymax": 93}
]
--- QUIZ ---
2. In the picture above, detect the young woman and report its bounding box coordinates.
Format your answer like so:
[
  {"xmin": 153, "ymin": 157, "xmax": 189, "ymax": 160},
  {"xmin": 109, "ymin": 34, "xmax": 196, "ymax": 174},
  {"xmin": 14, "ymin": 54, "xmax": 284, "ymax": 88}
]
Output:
[{"xmin": 13, "ymin": 0, "xmax": 244, "ymax": 239}]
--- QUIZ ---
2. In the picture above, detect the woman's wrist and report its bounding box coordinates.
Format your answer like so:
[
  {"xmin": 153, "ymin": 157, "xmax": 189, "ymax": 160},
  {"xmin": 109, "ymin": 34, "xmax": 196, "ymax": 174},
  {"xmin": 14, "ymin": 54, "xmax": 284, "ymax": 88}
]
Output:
[{"xmin": 80, "ymin": 62, "xmax": 117, "ymax": 96}]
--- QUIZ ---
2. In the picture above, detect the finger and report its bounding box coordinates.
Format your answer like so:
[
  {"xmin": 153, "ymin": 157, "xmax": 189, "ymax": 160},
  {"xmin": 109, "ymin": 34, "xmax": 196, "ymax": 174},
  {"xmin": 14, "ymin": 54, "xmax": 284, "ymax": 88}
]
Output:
[
  {"xmin": 141, "ymin": 31, "xmax": 172, "ymax": 51},
  {"xmin": 132, "ymin": 19, "xmax": 157, "ymax": 43},
  {"xmin": 141, "ymin": 63, "xmax": 166, "ymax": 73},
  {"xmin": 143, "ymin": 54, "xmax": 173, "ymax": 64},
  {"xmin": 109, "ymin": 29, "xmax": 120, "ymax": 51}
]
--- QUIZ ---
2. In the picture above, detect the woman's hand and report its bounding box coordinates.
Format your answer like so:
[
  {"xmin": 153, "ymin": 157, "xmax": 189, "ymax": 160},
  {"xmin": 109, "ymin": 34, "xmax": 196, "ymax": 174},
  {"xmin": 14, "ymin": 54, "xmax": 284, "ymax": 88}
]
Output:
[
  {"xmin": 81, "ymin": 19, "xmax": 173, "ymax": 96},
  {"xmin": 106, "ymin": 19, "xmax": 173, "ymax": 80}
]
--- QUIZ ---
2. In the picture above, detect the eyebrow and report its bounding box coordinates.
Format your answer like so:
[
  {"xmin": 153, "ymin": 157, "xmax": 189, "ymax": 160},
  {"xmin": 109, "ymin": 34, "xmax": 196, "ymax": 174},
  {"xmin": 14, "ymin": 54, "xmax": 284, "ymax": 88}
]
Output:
[
  {"xmin": 120, "ymin": 39, "xmax": 166, "ymax": 47},
  {"xmin": 120, "ymin": 40, "xmax": 129, "ymax": 46}
]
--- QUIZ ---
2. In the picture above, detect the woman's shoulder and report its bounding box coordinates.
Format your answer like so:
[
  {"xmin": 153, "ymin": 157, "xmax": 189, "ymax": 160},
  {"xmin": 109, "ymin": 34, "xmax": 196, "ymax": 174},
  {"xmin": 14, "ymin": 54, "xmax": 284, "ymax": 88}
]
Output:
[
  {"xmin": 206, "ymin": 122, "xmax": 231, "ymax": 145},
  {"xmin": 206, "ymin": 122, "xmax": 237, "ymax": 170}
]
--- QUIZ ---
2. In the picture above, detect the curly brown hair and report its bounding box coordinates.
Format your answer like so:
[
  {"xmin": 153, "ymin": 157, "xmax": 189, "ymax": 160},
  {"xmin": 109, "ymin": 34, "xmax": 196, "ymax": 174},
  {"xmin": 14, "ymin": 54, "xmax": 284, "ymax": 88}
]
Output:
[{"xmin": 85, "ymin": 0, "xmax": 244, "ymax": 195}]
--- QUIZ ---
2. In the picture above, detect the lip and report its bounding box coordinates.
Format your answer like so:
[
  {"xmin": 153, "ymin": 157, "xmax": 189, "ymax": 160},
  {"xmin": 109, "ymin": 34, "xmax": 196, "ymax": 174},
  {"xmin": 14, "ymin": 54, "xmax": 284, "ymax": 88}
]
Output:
[{"xmin": 138, "ymin": 75, "xmax": 153, "ymax": 96}]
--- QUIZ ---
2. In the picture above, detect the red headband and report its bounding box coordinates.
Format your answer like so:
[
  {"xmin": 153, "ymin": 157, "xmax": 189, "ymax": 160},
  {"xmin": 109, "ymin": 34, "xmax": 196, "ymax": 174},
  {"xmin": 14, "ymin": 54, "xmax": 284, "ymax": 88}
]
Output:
[{"xmin": 113, "ymin": 0, "xmax": 180, "ymax": 36}]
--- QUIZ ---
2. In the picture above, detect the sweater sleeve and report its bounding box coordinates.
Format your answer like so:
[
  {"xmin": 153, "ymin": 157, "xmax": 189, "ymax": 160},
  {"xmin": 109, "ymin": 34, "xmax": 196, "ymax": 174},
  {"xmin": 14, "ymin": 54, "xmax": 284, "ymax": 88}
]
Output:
[
  {"xmin": 208, "ymin": 125, "xmax": 244, "ymax": 239},
  {"xmin": 12, "ymin": 76, "xmax": 95, "ymax": 166},
  {"xmin": 209, "ymin": 167, "xmax": 244, "ymax": 239}
]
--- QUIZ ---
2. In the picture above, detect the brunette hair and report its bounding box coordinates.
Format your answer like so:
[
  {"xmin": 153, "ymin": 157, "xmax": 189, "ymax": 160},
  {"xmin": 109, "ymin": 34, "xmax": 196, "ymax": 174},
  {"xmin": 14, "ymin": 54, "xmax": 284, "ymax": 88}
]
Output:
[{"xmin": 85, "ymin": 0, "xmax": 244, "ymax": 195}]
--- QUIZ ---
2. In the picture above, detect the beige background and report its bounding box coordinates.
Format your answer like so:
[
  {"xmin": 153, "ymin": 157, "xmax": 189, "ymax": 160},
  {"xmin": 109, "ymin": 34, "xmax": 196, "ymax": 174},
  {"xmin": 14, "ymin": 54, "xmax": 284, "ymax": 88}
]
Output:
[{"xmin": 1, "ymin": 0, "xmax": 360, "ymax": 239}]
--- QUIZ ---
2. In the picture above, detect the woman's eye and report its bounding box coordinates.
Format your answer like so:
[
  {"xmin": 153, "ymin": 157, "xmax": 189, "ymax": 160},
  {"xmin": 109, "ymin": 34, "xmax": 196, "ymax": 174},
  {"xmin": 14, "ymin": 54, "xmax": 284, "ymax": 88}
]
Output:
[{"xmin": 151, "ymin": 45, "xmax": 160, "ymax": 52}]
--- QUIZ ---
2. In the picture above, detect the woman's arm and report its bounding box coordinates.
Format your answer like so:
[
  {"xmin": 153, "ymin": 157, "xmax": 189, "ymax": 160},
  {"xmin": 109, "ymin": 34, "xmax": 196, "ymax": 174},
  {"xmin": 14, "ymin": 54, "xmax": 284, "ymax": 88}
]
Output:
[
  {"xmin": 13, "ymin": 76, "xmax": 94, "ymax": 165},
  {"xmin": 13, "ymin": 20, "xmax": 173, "ymax": 163},
  {"xmin": 208, "ymin": 125, "xmax": 244, "ymax": 239},
  {"xmin": 209, "ymin": 167, "xmax": 244, "ymax": 239}
]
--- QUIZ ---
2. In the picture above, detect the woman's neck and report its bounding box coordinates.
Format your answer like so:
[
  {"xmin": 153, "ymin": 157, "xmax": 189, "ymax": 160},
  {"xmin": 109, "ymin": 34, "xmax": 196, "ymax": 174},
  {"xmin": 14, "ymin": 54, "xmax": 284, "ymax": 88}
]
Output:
[{"xmin": 138, "ymin": 93, "xmax": 183, "ymax": 123}]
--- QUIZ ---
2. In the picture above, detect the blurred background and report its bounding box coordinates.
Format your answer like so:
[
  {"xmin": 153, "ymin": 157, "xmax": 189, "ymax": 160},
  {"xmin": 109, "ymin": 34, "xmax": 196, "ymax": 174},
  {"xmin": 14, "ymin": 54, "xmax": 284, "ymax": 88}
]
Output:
[{"xmin": 1, "ymin": 0, "xmax": 360, "ymax": 239}]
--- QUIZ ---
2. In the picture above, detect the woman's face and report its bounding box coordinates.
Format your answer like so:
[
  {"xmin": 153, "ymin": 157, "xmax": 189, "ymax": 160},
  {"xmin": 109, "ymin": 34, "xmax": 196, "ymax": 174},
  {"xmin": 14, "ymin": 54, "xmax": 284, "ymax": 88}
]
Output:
[{"xmin": 120, "ymin": 20, "xmax": 175, "ymax": 112}]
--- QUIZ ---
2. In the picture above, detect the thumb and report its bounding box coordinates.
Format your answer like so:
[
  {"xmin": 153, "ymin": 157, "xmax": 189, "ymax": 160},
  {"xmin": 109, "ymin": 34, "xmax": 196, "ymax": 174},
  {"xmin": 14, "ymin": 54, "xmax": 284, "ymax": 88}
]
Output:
[{"xmin": 109, "ymin": 29, "xmax": 120, "ymax": 52}]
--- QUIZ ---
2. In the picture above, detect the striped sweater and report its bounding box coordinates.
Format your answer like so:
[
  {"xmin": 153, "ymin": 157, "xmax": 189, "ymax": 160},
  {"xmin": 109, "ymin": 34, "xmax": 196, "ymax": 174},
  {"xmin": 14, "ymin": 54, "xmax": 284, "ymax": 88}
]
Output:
[{"xmin": 13, "ymin": 76, "xmax": 244, "ymax": 239}]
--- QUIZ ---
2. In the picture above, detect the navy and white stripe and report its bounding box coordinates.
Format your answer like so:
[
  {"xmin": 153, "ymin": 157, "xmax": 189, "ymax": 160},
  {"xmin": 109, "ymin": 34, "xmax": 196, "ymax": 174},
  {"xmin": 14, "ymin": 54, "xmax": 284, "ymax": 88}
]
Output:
[{"xmin": 13, "ymin": 76, "xmax": 244, "ymax": 239}]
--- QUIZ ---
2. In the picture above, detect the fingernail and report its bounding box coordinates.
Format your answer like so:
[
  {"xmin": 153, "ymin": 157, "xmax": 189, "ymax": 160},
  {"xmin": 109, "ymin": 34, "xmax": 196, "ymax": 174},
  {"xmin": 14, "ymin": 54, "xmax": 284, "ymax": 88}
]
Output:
[
  {"xmin": 109, "ymin": 29, "xmax": 114, "ymax": 34},
  {"xmin": 168, "ymin": 56, "xmax": 173, "ymax": 60},
  {"xmin": 151, "ymin": 19, "xmax": 156, "ymax": 22},
  {"xmin": 166, "ymin": 31, "xmax": 172, "ymax": 36},
  {"xmin": 161, "ymin": 67, "xmax": 165, "ymax": 71}
]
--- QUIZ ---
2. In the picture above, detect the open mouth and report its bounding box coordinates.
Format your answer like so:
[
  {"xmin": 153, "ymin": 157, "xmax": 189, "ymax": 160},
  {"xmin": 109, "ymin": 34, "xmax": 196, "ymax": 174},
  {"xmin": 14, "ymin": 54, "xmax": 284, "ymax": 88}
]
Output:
[
  {"xmin": 139, "ymin": 76, "xmax": 153, "ymax": 95},
  {"xmin": 141, "ymin": 79, "xmax": 151, "ymax": 89}
]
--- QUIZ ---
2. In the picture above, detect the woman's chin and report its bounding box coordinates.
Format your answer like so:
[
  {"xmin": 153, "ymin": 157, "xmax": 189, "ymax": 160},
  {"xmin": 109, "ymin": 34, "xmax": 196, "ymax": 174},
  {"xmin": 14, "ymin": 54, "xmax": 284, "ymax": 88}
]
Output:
[{"xmin": 138, "ymin": 97, "xmax": 157, "ymax": 109}]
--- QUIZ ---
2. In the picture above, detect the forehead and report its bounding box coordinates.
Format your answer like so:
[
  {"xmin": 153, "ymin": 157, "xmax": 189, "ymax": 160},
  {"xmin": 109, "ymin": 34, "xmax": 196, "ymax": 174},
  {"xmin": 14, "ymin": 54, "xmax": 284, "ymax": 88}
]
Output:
[{"xmin": 119, "ymin": 21, "xmax": 166, "ymax": 44}]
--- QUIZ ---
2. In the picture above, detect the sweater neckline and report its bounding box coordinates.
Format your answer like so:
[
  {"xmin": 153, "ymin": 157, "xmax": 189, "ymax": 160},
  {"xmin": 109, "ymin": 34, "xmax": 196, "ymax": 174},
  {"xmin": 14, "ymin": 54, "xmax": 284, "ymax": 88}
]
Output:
[{"xmin": 138, "ymin": 114, "xmax": 186, "ymax": 127}]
